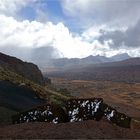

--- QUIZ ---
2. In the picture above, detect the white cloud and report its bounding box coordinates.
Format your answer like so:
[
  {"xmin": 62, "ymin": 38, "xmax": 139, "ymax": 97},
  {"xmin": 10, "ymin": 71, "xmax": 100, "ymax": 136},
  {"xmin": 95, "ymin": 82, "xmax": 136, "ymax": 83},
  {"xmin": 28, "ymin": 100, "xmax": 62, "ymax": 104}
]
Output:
[
  {"xmin": 0, "ymin": 0, "xmax": 32, "ymax": 16},
  {"xmin": 0, "ymin": 14, "xmax": 99, "ymax": 58},
  {"xmin": 61, "ymin": 0, "xmax": 92, "ymax": 16},
  {"xmin": 0, "ymin": 13, "xmax": 140, "ymax": 59},
  {"xmin": 81, "ymin": 25, "xmax": 104, "ymax": 42},
  {"xmin": 0, "ymin": 0, "xmax": 140, "ymax": 59}
]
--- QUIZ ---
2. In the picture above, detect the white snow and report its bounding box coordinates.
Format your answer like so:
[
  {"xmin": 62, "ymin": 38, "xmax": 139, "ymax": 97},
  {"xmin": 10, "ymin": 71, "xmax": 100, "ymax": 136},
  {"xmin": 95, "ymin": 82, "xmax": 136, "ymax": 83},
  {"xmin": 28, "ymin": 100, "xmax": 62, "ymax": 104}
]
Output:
[
  {"xmin": 70, "ymin": 108, "xmax": 79, "ymax": 122},
  {"xmin": 34, "ymin": 110, "xmax": 38, "ymax": 115},
  {"xmin": 48, "ymin": 111, "xmax": 53, "ymax": 115},
  {"xmin": 33, "ymin": 117, "xmax": 36, "ymax": 120},
  {"xmin": 26, "ymin": 119, "xmax": 29, "ymax": 122},
  {"xmin": 88, "ymin": 104, "xmax": 90, "ymax": 110},
  {"xmin": 107, "ymin": 110, "xmax": 114, "ymax": 120},
  {"xmin": 23, "ymin": 116, "xmax": 27, "ymax": 121},
  {"xmin": 42, "ymin": 110, "xmax": 48, "ymax": 115},
  {"xmin": 52, "ymin": 117, "xmax": 59, "ymax": 124},
  {"xmin": 81, "ymin": 100, "xmax": 89, "ymax": 107},
  {"xmin": 94, "ymin": 101, "xmax": 101, "ymax": 112}
]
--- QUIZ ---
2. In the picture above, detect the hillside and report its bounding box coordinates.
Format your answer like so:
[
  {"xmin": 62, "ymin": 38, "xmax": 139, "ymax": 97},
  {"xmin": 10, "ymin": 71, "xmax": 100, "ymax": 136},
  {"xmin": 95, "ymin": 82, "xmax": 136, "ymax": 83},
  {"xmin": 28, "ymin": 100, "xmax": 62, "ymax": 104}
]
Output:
[
  {"xmin": 0, "ymin": 67, "xmax": 71, "ymax": 106},
  {"xmin": 0, "ymin": 80, "xmax": 46, "ymax": 111},
  {"xmin": 0, "ymin": 53, "xmax": 71, "ymax": 124},
  {"xmin": 0, "ymin": 52, "xmax": 44, "ymax": 85}
]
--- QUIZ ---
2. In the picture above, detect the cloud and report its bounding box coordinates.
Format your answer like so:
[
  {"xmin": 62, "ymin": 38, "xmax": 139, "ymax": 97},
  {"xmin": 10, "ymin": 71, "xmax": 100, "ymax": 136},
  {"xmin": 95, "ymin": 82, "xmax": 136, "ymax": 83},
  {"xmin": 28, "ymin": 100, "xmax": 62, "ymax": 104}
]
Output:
[
  {"xmin": 0, "ymin": 0, "xmax": 46, "ymax": 21},
  {"xmin": 0, "ymin": 14, "xmax": 62, "ymax": 49},
  {"xmin": 1, "ymin": 13, "xmax": 140, "ymax": 60},
  {"xmin": 61, "ymin": 0, "xmax": 140, "ymax": 27},
  {"xmin": 0, "ymin": 14, "xmax": 99, "ymax": 59},
  {"xmin": 0, "ymin": 0, "xmax": 32, "ymax": 16},
  {"xmin": 98, "ymin": 19, "xmax": 140, "ymax": 49},
  {"xmin": 30, "ymin": 46, "xmax": 61, "ymax": 65},
  {"xmin": 0, "ymin": 0, "xmax": 140, "ymax": 60}
]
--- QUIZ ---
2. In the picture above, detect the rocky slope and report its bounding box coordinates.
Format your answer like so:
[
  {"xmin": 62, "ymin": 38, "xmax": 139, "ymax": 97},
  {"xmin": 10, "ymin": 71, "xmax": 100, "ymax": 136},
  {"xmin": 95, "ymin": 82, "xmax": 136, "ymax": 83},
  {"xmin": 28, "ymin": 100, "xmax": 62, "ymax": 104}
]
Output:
[
  {"xmin": 0, "ymin": 53, "xmax": 71, "ymax": 124},
  {"xmin": 0, "ymin": 52, "xmax": 44, "ymax": 85}
]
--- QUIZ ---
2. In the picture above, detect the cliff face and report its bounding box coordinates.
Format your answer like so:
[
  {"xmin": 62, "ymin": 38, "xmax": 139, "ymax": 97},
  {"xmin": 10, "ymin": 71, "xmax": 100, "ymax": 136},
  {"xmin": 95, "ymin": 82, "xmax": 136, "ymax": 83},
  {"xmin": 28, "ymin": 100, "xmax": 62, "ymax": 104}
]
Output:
[{"xmin": 0, "ymin": 52, "xmax": 44, "ymax": 85}]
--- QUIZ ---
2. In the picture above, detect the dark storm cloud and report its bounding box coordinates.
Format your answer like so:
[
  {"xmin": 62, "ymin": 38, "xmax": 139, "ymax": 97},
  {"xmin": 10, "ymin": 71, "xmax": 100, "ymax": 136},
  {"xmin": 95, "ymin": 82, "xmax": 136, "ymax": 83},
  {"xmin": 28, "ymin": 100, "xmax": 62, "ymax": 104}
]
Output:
[
  {"xmin": 98, "ymin": 19, "xmax": 140, "ymax": 49},
  {"xmin": 61, "ymin": 0, "xmax": 140, "ymax": 27}
]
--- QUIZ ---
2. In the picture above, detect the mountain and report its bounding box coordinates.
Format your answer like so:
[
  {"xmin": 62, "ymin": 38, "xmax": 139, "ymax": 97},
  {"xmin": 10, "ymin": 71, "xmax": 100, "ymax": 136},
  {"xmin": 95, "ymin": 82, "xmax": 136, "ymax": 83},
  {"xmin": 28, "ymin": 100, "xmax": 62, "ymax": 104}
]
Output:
[
  {"xmin": 47, "ymin": 57, "xmax": 140, "ymax": 83},
  {"xmin": 40, "ymin": 53, "xmax": 131, "ymax": 72},
  {"xmin": 93, "ymin": 57, "xmax": 140, "ymax": 68},
  {"xmin": 0, "ymin": 52, "xmax": 45, "ymax": 85},
  {"xmin": 82, "ymin": 53, "xmax": 131, "ymax": 64},
  {"xmin": 110, "ymin": 53, "xmax": 130, "ymax": 61},
  {"xmin": 0, "ymin": 48, "xmax": 131, "ymax": 72},
  {"xmin": 81, "ymin": 55, "xmax": 110, "ymax": 64}
]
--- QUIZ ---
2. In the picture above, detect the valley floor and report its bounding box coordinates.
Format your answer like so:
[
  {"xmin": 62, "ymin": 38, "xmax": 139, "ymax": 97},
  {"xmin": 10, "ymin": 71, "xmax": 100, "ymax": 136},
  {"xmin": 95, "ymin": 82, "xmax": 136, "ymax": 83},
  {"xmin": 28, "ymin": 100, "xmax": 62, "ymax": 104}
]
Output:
[
  {"xmin": 51, "ymin": 78, "xmax": 140, "ymax": 118},
  {"xmin": 1, "ymin": 78, "xmax": 140, "ymax": 139}
]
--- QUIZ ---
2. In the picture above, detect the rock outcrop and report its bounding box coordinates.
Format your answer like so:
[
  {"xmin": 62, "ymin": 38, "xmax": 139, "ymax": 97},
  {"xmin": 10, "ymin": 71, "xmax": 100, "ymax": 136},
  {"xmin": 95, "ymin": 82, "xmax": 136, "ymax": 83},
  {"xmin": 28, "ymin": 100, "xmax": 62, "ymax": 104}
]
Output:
[
  {"xmin": 12, "ymin": 98, "xmax": 131, "ymax": 128},
  {"xmin": 12, "ymin": 104, "xmax": 68, "ymax": 124},
  {"xmin": 66, "ymin": 98, "xmax": 131, "ymax": 128},
  {"xmin": 0, "ymin": 52, "xmax": 44, "ymax": 85}
]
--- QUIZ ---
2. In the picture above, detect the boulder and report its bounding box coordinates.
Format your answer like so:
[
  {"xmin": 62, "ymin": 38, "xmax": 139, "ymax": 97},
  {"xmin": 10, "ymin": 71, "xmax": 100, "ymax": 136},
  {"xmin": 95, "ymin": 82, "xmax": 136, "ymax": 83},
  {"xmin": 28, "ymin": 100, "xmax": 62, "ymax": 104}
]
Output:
[
  {"xmin": 12, "ymin": 104, "xmax": 68, "ymax": 124},
  {"xmin": 12, "ymin": 98, "xmax": 131, "ymax": 128},
  {"xmin": 66, "ymin": 99, "xmax": 131, "ymax": 128},
  {"xmin": 103, "ymin": 104, "xmax": 131, "ymax": 128},
  {"xmin": 65, "ymin": 98, "xmax": 104, "ymax": 122}
]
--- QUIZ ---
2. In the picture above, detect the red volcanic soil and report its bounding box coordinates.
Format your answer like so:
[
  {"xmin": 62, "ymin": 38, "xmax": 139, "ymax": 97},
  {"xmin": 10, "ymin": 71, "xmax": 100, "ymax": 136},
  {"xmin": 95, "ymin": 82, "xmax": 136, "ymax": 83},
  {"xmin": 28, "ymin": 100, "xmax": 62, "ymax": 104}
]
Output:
[{"xmin": 0, "ymin": 120, "xmax": 140, "ymax": 139}]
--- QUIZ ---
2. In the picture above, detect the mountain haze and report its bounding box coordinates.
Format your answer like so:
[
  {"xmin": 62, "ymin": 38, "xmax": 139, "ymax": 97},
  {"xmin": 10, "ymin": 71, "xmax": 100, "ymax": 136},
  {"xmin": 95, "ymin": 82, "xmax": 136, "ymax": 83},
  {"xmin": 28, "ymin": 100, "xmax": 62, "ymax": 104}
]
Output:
[
  {"xmin": 40, "ymin": 53, "xmax": 131, "ymax": 72},
  {"xmin": 47, "ymin": 57, "xmax": 140, "ymax": 83}
]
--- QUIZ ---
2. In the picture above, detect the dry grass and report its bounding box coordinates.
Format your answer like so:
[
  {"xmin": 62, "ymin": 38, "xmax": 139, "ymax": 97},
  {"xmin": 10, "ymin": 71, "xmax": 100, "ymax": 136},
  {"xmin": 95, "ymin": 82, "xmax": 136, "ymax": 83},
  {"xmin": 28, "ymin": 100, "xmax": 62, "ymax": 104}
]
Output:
[
  {"xmin": 0, "ymin": 67, "xmax": 72, "ymax": 106},
  {"xmin": 51, "ymin": 78, "xmax": 140, "ymax": 117}
]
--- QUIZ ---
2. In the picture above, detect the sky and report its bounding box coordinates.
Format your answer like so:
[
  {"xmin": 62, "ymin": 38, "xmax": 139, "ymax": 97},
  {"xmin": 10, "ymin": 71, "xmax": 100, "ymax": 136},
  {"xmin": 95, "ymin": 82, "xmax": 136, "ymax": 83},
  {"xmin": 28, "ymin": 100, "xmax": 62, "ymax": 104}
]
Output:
[{"xmin": 0, "ymin": 0, "xmax": 140, "ymax": 59}]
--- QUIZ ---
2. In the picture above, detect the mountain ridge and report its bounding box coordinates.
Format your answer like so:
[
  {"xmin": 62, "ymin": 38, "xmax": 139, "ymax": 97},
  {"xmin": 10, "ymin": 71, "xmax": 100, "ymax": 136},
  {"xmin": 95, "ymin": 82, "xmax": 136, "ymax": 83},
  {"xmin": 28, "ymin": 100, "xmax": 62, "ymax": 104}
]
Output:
[
  {"xmin": 47, "ymin": 57, "xmax": 140, "ymax": 83},
  {"xmin": 0, "ymin": 52, "xmax": 45, "ymax": 85},
  {"xmin": 40, "ymin": 53, "xmax": 131, "ymax": 72}
]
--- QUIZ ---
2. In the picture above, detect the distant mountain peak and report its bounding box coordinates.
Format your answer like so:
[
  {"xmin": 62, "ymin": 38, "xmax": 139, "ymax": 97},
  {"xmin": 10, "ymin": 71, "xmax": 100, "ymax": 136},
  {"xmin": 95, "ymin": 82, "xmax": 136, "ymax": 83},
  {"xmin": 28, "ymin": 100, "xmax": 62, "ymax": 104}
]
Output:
[
  {"xmin": 110, "ymin": 53, "xmax": 131, "ymax": 61},
  {"xmin": 112, "ymin": 53, "xmax": 130, "ymax": 57}
]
